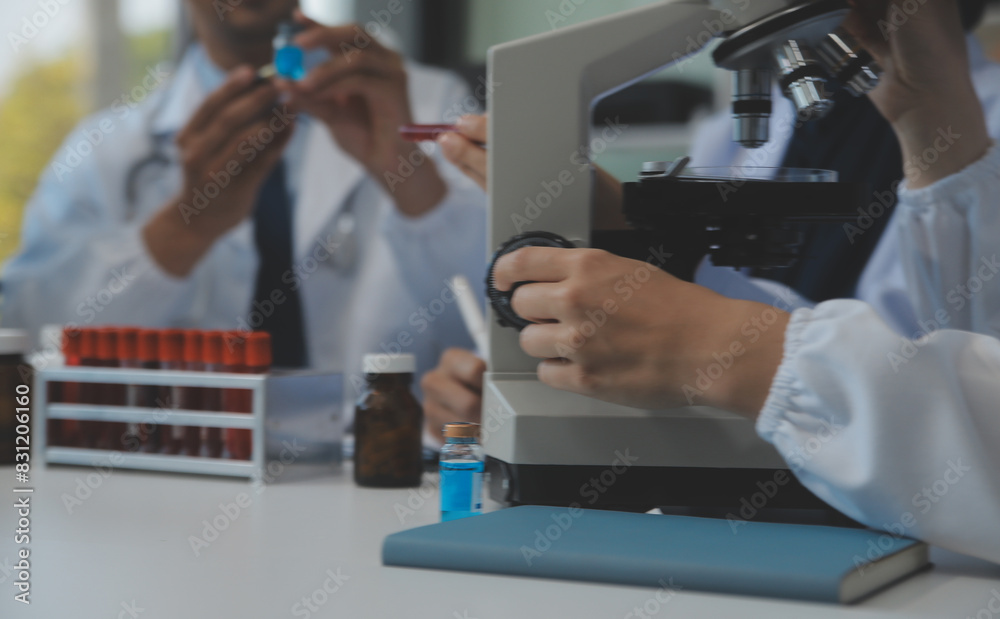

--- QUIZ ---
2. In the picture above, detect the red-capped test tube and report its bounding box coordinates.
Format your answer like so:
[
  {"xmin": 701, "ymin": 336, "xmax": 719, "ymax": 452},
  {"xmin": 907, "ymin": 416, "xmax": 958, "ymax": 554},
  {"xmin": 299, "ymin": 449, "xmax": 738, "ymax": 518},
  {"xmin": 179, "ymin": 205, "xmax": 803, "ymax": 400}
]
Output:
[
  {"xmin": 159, "ymin": 329, "xmax": 185, "ymax": 455},
  {"xmin": 78, "ymin": 328, "xmax": 101, "ymax": 448},
  {"xmin": 225, "ymin": 332, "xmax": 272, "ymax": 460},
  {"xmin": 222, "ymin": 333, "xmax": 250, "ymax": 460},
  {"xmin": 117, "ymin": 327, "xmax": 141, "ymax": 452},
  {"xmin": 201, "ymin": 331, "xmax": 225, "ymax": 458},
  {"xmin": 181, "ymin": 330, "xmax": 204, "ymax": 457},
  {"xmin": 96, "ymin": 328, "xmax": 126, "ymax": 450},
  {"xmin": 136, "ymin": 330, "xmax": 162, "ymax": 452},
  {"xmin": 53, "ymin": 327, "xmax": 84, "ymax": 447}
]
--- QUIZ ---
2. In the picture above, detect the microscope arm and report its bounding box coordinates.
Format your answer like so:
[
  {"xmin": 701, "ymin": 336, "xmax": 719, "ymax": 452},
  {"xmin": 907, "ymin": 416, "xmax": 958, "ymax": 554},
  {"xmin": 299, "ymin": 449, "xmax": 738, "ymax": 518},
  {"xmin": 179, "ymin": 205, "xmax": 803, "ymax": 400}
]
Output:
[{"xmin": 488, "ymin": 0, "xmax": 728, "ymax": 372}]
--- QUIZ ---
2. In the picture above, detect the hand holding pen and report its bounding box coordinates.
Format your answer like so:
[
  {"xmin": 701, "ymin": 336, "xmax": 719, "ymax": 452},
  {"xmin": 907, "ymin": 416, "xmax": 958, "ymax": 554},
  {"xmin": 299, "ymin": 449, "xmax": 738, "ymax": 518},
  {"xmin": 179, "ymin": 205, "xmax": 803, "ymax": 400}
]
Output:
[
  {"xmin": 401, "ymin": 115, "xmax": 489, "ymax": 191},
  {"xmin": 404, "ymin": 114, "xmax": 629, "ymax": 229}
]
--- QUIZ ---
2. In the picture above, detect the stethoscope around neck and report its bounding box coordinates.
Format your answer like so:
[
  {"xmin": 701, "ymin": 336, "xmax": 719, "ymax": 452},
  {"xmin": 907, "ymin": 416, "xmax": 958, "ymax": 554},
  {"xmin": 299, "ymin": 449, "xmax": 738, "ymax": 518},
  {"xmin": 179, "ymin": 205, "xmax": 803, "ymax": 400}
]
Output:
[{"xmin": 123, "ymin": 89, "xmax": 360, "ymax": 272}]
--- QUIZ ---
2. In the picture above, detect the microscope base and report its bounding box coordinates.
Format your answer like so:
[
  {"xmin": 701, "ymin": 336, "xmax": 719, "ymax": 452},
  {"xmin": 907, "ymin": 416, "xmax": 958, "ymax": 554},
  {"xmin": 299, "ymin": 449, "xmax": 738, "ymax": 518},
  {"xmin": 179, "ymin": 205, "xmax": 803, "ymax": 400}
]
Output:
[{"xmin": 486, "ymin": 457, "xmax": 839, "ymax": 517}]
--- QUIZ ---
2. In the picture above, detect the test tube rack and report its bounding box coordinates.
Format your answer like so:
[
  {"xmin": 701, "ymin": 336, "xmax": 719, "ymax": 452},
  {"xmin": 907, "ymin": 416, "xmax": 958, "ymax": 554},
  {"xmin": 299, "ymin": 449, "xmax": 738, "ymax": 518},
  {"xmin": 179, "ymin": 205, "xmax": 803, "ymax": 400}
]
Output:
[{"xmin": 35, "ymin": 366, "xmax": 344, "ymax": 481}]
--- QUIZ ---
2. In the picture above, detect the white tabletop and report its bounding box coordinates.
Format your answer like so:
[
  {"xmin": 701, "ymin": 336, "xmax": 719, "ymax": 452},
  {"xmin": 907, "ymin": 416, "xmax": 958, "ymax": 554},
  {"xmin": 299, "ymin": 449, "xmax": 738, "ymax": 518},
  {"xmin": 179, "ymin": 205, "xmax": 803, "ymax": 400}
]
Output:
[{"xmin": 2, "ymin": 463, "xmax": 999, "ymax": 618}]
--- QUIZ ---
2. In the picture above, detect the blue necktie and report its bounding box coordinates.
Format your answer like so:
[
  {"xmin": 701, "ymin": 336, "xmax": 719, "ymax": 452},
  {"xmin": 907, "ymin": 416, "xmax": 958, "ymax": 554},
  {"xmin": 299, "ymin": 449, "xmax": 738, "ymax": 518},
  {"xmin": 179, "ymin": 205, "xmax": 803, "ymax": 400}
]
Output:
[{"xmin": 252, "ymin": 162, "xmax": 307, "ymax": 367}]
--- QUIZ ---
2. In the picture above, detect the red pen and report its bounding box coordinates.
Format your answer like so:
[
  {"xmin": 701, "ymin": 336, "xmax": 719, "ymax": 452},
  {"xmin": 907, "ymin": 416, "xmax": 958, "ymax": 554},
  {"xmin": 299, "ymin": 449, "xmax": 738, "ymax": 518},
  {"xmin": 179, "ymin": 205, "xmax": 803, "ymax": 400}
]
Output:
[{"xmin": 399, "ymin": 124, "xmax": 486, "ymax": 146}]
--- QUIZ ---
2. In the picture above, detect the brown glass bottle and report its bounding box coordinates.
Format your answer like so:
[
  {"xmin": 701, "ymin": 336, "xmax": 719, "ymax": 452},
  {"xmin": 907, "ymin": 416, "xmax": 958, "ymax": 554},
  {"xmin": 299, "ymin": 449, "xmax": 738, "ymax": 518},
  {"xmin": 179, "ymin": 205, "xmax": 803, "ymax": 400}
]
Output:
[{"xmin": 353, "ymin": 354, "xmax": 424, "ymax": 488}]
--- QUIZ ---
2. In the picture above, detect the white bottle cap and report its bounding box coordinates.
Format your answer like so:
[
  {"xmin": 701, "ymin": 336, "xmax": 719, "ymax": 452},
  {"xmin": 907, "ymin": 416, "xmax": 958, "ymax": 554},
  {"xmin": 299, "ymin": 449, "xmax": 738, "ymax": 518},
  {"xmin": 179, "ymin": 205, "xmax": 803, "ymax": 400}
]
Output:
[
  {"xmin": 0, "ymin": 329, "xmax": 29, "ymax": 356},
  {"xmin": 363, "ymin": 353, "xmax": 416, "ymax": 375},
  {"xmin": 40, "ymin": 324, "xmax": 64, "ymax": 352}
]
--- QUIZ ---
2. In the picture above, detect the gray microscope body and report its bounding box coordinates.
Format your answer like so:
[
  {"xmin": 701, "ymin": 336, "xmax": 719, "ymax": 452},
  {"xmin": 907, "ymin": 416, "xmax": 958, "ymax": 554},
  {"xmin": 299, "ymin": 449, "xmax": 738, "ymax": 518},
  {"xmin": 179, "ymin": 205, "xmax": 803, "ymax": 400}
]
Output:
[{"xmin": 483, "ymin": 0, "xmax": 879, "ymax": 511}]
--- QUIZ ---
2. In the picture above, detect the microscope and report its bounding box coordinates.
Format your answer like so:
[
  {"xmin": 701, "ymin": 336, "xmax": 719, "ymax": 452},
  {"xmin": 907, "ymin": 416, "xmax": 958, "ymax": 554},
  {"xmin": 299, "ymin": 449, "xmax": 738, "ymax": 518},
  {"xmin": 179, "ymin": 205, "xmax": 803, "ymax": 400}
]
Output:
[{"xmin": 483, "ymin": 0, "xmax": 878, "ymax": 511}]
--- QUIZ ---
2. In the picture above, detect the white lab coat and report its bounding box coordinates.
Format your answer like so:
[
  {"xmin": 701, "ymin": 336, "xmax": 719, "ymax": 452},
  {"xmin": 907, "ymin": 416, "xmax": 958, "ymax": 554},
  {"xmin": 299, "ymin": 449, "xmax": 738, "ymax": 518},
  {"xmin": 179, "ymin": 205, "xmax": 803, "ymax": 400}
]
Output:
[
  {"xmin": 689, "ymin": 38, "xmax": 1000, "ymax": 562},
  {"xmin": 690, "ymin": 36, "xmax": 1000, "ymax": 339},
  {"xmin": 762, "ymin": 295, "xmax": 1000, "ymax": 564},
  {"xmin": 1, "ymin": 45, "xmax": 487, "ymax": 402}
]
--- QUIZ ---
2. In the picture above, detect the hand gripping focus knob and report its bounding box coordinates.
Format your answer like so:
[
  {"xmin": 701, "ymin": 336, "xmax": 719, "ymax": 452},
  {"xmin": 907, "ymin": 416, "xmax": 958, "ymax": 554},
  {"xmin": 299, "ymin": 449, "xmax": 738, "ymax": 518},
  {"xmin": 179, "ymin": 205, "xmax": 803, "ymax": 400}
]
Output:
[{"xmin": 486, "ymin": 232, "xmax": 576, "ymax": 331}]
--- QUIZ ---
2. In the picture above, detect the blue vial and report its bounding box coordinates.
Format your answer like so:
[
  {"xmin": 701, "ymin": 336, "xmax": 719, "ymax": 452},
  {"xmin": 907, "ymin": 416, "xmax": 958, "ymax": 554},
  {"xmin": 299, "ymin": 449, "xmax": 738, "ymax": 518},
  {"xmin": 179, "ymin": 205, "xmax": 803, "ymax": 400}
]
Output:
[
  {"xmin": 440, "ymin": 422, "xmax": 484, "ymax": 521},
  {"xmin": 273, "ymin": 22, "xmax": 305, "ymax": 80}
]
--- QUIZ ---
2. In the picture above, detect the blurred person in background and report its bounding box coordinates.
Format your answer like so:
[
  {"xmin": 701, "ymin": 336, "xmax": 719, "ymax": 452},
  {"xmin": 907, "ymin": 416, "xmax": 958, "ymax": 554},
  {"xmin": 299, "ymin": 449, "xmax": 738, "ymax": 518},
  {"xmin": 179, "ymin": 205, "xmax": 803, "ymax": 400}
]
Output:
[{"xmin": 1, "ymin": 1, "xmax": 486, "ymax": 395}]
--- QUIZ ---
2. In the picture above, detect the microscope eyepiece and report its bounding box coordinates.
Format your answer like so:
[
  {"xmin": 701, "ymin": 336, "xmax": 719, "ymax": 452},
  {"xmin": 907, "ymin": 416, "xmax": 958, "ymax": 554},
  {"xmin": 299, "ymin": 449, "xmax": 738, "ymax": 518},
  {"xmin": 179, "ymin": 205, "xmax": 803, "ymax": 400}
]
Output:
[
  {"xmin": 774, "ymin": 40, "xmax": 834, "ymax": 120},
  {"xmin": 816, "ymin": 28, "xmax": 882, "ymax": 96}
]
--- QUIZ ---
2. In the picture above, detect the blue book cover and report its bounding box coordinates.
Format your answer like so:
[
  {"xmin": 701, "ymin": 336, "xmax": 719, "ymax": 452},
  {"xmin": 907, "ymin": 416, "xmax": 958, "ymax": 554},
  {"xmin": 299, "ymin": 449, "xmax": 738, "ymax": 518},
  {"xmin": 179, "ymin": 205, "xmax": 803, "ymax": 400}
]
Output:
[{"xmin": 382, "ymin": 506, "xmax": 929, "ymax": 603}]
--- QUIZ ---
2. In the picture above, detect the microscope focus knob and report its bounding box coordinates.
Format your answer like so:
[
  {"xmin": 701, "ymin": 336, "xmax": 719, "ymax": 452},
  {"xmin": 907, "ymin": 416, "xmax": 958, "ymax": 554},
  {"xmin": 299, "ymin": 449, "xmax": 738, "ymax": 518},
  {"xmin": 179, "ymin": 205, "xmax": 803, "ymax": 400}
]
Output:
[{"xmin": 486, "ymin": 232, "xmax": 576, "ymax": 331}]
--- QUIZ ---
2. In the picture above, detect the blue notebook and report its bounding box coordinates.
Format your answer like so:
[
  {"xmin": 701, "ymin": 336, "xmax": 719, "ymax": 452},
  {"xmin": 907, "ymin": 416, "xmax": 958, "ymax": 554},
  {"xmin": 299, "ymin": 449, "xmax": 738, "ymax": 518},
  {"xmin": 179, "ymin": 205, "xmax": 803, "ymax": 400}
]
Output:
[{"xmin": 382, "ymin": 506, "xmax": 929, "ymax": 604}]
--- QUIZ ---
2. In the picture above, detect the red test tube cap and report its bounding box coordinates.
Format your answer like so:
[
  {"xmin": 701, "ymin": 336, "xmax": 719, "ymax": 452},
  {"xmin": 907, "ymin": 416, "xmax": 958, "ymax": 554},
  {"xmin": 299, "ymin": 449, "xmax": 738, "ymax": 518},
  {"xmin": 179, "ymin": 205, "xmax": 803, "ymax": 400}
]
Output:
[
  {"xmin": 159, "ymin": 329, "xmax": 185, "ymax": 363},
  {"xmin": 117, "ymin": 327, "xmax": 139, "ymax": 361},
  {"xmin": 137, "ymin": 330, "xmax": 159, "ymax": 363},
  {"xmin": 222, "ymin": 332, "xmax": 247, "ymax": 367},
  {"xmin": 246, "ymin": 332, "xmax": 272, "ymax": 369},
  {"xmin": 79, "ymin": 328, "xmax": 98, "ymax": 360},
  {"xmin": 62, "ymin": 327, "xmax": 82, "ymax": 358},
  {"xmin": 202, "ymin": 331, "xmax": 224, "ymax": 365},
  {"xmin": 183, "ymin": 331, "xmax": 204, "ymax": 364},
  {"xmin": 96, "ymin": 328, "xmax": 119, "ymax": 362}
]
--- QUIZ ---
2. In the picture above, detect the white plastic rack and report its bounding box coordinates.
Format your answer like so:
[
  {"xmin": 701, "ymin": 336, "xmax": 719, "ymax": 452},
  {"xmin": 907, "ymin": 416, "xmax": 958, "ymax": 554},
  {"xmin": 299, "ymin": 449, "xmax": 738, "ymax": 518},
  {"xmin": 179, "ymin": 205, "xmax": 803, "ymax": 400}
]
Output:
[{"xmin": 35, "ymin": 366, "xmax": 344, "ymax": 480}]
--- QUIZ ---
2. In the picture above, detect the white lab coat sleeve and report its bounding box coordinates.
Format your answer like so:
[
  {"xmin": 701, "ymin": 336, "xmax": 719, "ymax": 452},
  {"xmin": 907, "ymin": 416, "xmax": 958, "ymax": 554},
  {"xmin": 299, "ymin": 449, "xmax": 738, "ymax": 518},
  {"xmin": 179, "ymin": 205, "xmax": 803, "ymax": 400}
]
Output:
[
  {"xmin": 1, "ymin": 125, "xmax": 194, "ymax": 340},
  {"xmin": 757, "ymin": 299, "xmax": 1000, "ymax": 564},
  {"xmin": 890, "ymin": 143, "xmax": 1000, "ymax": 338}
]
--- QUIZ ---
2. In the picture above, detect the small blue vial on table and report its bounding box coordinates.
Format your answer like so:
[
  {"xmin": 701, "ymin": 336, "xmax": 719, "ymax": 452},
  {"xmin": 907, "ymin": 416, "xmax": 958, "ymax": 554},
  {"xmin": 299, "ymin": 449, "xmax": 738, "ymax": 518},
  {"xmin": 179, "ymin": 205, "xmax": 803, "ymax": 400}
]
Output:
[
  {"xmin": 440, "ymin": 422, "xmax": 484, "ymax": 521},
  {"xmin": 273, "ymin": 21, "xmax": 305, "ymax": 80}
]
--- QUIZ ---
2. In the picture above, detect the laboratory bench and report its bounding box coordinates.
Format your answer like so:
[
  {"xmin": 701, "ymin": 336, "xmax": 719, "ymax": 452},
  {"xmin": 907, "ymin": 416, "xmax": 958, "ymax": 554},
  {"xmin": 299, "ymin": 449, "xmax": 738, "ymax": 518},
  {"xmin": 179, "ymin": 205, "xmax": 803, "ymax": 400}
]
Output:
[{"xmin": 2, "ymin": 463, "xmax": 999, "ymax": 618}]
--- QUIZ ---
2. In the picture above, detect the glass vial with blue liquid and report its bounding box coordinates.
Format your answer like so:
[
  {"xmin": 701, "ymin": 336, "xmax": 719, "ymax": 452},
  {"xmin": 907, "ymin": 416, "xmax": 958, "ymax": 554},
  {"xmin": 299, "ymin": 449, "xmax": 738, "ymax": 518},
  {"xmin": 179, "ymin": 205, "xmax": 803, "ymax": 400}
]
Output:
[
  {"xmin": 440, "ymin": 422, "xmax": 484, "ymax": 521},
  {"xmin": 273, "ymin": 22, "xmax": 306, "ymax": 80}
]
